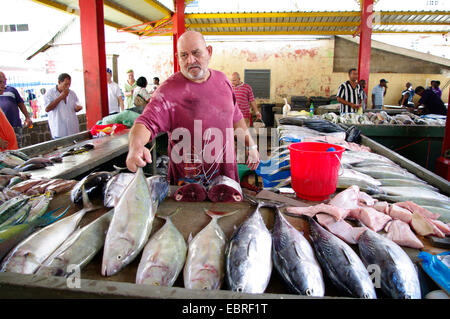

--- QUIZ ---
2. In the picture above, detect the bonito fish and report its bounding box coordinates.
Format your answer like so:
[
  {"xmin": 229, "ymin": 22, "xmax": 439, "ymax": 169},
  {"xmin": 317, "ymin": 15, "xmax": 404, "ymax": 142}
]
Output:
[
  {"xmin": 101, "ymin": 170, "xmax": 168, "ymax": 276},
  {"xmin": 272, "ymin": 207, "xmax": 325, "ymax": 297},
  {"xmin": 136, "ymin": 208, "xmax": 186, "ymax": 287},
  {"xmin": 225, "ymin": 203, "xmax": 272, "ymax": 294},
  {"xmin": 306, "ymin": 216, "xmax": 376, "ymax": 299},
  {"xmin": 358, "ymin": 228, "xmax": 421, "ymax": 299},
  {"xmin": 184, "ymin": 209, "xmax": 238, "ymax": 290},
  {"xmin": 36, "ymin": 210, "xmax": 113, "ymax": 277}
]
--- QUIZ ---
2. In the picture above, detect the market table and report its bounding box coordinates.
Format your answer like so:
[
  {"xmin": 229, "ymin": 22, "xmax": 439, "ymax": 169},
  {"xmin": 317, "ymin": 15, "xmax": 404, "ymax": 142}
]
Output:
[{"xmin": 0, "ymin": 187, "xmax": 445, "ymax": 299}]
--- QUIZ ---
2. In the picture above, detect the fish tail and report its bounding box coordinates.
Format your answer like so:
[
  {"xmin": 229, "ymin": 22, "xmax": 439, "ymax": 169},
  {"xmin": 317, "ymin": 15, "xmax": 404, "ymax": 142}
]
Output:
[
  {"xmin": 35, "ymin": 206, "xmax": 70, "ymax": 227},
  {"xmin": 157, "ymin": 207, "xmax": 182, "ymax": 220},
  {"xmin": 203, "ymin": 208, "xmax": 239, "ymax": 220},
  {"xmin": 243, "ymin": 193, "xmax": 286, "ymax": 209}
]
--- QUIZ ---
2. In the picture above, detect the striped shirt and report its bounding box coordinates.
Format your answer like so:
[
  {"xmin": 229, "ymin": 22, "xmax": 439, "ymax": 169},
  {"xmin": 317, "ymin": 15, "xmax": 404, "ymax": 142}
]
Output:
[
  {"xmin": 337, "ymin": 81, "xmax": 363, "ymax": 114},
  {"xmin": 232, "ymin": 82, "xmax": 255, "ymax": 118}
]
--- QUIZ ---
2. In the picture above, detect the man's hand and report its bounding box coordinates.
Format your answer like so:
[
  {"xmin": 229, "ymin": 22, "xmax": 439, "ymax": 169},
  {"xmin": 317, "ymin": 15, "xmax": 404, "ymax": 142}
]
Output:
[
  {"xmin": 0, "ymin": 138, "xmax": 8, "ymax": 149},
  {"xmin": 255, "ymin": 112, "xmax": 262, "ymax": 121},
  {"xmin": 126, "ymin": 145, "xmax": 152, "ymax": 172},
  {"xmin": 246, "ymin": 148, "xmax": 260, "ymax": 171},
  {"xmin": 60, "ymin": 88, "xmax": 69, "ymax": 100},
  {"xmin": 24, "ymin": 117, "xmax": 32, "ymax": 128},
  {"xmin": 75, "ymin": 105, "xmax": 83, "ymax": 112}
]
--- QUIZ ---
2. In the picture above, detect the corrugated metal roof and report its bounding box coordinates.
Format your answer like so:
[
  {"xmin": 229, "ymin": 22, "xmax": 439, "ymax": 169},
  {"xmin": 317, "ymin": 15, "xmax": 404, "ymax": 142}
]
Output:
[{"xmin": 31, "ymin": 1, "xmax": 450, "ymax": 36}]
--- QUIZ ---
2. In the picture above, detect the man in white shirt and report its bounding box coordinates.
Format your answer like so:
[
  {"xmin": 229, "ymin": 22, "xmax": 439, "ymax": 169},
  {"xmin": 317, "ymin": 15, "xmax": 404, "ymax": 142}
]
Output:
[
  {"xmin": 107, "ymin": 68, "xmax": 124, "ymax": 114},
  {"xmin": 44, "ymin": 73, "xmax": 83, "ymax": 139},
  {"xmin": 371, "ymin": 79, "xmax": 388, "ymax": 110}
]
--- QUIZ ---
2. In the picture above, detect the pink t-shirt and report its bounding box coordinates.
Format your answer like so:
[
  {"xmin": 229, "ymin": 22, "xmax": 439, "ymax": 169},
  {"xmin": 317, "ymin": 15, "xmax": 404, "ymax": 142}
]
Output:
[
  {"xmin": 232, "ymin": 82, "xmax": 255, "ymax": 119},
  {"xmin": 135, "ymin": 69, "xmax": 244, "ymax": 185}
]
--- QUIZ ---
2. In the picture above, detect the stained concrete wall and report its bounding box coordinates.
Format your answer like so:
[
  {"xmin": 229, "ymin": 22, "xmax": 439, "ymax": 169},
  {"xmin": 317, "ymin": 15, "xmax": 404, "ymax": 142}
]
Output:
[{"xmin": 333, "ymin": 37, "xmax": 450, "ymax": 75}]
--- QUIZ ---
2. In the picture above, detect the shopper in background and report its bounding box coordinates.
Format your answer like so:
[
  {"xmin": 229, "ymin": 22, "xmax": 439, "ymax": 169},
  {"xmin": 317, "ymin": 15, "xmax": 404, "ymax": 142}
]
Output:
[
  {"xmin": 358, "ymin": 79, "xmax": 367, "ymax": 112},
  {"xmin": 124, "ymin": 69, "xmax": 137, "ymax": 109},
  {"xmin": 399, "ymin": 82, "xmax": 415, "ymax": 108},
  {"xmin": 44, "ymin": 73, "xmax": 83, "ymax": 139},
  {"xmin": 149, "ymin": 77, "xmax": 160, "ymax": 95},
  {"xmin": 231, "ymin": 72, "xmax": 261, "ymax": 127},
  {"xmin": 371, "ymin": 79, "xmax": 388, "ymax": 110},
  {"xmin": 133, "ymin": 76, "xmax": 151, "ymax": 108},
  {"xmin": 336, "ymin": 68, "xmax": 362, "ymax": 113},
  {"xmin": 414, "ymin": 86, "xmax": 447, "ymax": 115},
  {"xmin": 0, "ymin": 82, "xmax": 18, "ymax": 151},
  {"xmin": 0, "ymin": 71, "xmax": 33, "ymax": 148},
  {"xmin": 107, "ymin": 68, "xmax": 124, "ymax": 114},
  {"xmin": 431, "ymin": 80, "xmax": 442, "ymax": 99}
]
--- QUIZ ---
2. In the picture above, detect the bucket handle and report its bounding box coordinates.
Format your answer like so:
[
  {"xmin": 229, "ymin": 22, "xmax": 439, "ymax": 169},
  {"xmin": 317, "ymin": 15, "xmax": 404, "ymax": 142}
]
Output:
[{"xmin": 334, "ymin": 154, "xmax": 344, "ymax": 176}]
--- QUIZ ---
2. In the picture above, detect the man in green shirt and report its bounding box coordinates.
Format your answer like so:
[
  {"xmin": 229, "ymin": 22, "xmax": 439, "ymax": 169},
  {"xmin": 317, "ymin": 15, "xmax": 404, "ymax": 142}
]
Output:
[{"xmin": 123, "ymin": 69, "xmax": 137, "ymax": 109}]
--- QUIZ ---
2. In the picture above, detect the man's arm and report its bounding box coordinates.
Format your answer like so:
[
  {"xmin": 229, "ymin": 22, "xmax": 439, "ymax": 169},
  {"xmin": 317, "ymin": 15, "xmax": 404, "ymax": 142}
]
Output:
[
  {"xmin": 118, "ymin": 96, "xmax": 124, "ymax": 112},
  {"xmin": 233, "ymin": 118, "xmax": 260, "ymax": 170},
  {"xmin": 126, "ymin": 123, "xmax": 153, "ymax": 172},
  {"xmin": 337, "ymin": 97, "xmax": 360, "ymax": 110},
  {"xmin": 371, "ymin": 94, "xmax": 376, "ymax": 108},
  {"xmin": 17, "ymin": 102, "xmax": 32, "ymax": 127},
  {"xmin": 45, "ymin": 90, "xmax": 68, "ymax": 112},
  {"xmin": 249, "ymin": 100, "xmax": 261, "ymax": 120}
]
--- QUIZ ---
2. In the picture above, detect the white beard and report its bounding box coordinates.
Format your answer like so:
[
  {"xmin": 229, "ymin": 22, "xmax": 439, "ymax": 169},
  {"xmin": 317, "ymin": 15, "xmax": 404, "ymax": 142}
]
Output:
[{"xmin": 183, "ymin": 67, "xmax": 206, "ymax": 81}]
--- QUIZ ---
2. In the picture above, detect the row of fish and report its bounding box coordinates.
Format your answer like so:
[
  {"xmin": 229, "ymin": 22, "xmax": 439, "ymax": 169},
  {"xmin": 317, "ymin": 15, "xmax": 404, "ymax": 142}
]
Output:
[{"xmin": 322, "ymin": 111, "xmax": 446, "ymax": 126}]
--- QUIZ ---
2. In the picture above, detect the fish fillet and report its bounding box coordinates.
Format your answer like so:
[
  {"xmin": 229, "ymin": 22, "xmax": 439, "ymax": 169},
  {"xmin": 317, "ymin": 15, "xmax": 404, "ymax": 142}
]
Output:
[{"xmin": 384, "ymin": 220, "xmax": 424, "ymax": 250}]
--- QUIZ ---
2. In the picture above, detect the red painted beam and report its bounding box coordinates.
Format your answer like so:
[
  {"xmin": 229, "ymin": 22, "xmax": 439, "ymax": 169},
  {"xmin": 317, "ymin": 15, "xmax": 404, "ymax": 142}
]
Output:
[
  {"xmin": 79, "ymin": 0, "xmax": 109, "ymax": 128},
  {"xmin": 358, "ymin": 0, "xmax": 374, "ymax": 95},
  {"xmin": 435, "ymin": 86, "xmax": 450, "ymax": 180},
  {"xmin": 172, "ymin": 0, "xmax": 186, "ymax": 73}
]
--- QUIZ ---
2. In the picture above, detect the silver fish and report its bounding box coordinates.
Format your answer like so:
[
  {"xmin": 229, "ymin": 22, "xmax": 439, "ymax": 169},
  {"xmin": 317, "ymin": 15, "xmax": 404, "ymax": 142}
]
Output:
[
  {"xmin": 358, "ymin": 228, "xmax": 421, "ymax": 299},
  {"xmin": 184, "ymin": 209, "xmax": 238, "ymax": 290},
  {"xmin": 1, "ymin": 206, "xmax": 94, "ymax": 274},
  {"xmin": 272, "ymin": 208, "xmax": 325, "ymax": 296},
  {"xmin": 225, "ymin": 203, "xmax": 272, "ymax": 294},
  {"xmin": 378, "ymin": 179, "xmax": 439, "ymax": 192},
  {"xmin": 379, "ymin": 186, "xmax": 450, "ymax": 202},
  {"xmin": 103, "ymin": 173, "xmax": 134, "ymax": 208},
  {"xmin": 101, "ymin": 170, "xmax": 168, "ymax": 276},
  {"xmin": 337, "ymin": 168, "xmax": 382, "ymax": 191},
  {"xmin": 136, "ymin": 208, "xmax": 186, "ymax": 287},
  {"xmin": 353, "ymin": 166, "xmax": 421, "ymax": 181},
  {"xmin": 36, "ymin": 210, "xmax": 113, "ymax": 277},
  {"xmin": 306, "ymin": 216, "xmax": 376, "ymax": 299},
  {"xmin": 372, "ymin": 194, "xmax": 450, "ymax": 210}
]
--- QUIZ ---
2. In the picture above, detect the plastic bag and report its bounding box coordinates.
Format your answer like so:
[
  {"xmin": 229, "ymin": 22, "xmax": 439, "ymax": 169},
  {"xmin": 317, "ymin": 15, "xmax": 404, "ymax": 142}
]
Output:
[
  {"xmin": 418, "ymin": 251, "xmax": 450, "ymax": 295},
  {"xmin": 90, "ymin": 123, "xmax": 128, "ymax": 138},
  {"xmin": 96, "ymin": 110, "xmax": 140, "ymax": 128}
]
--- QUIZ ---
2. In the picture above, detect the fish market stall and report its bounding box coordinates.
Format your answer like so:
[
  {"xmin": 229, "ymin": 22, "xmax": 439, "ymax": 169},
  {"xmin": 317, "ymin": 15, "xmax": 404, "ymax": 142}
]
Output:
[{"xmin": 0, "ymin": 114, "xmax": 449, "ymax": 299}]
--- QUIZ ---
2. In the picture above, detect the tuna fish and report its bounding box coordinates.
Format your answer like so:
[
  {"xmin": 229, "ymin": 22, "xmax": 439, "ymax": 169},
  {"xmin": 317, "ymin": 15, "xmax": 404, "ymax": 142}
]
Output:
[
  {"xmin": 272, "ymin": 208, "xmax": 325, "ymax": 296},
  {"xmin": 36, "ymin": 210, "xmax": 113, "ymax": 277},
  {"xmin": 306, "ymin": 216, "xmax": 377, "ymax": 299},
  {"xmin": 174, "ymin": 183, "xmax": 208, "ymax": 202},
  {"xmin": 358, "ymin": 228, "xmax": 421, "ymax": 299},
  {"xmin": 184, "ymin": 209, "xmax": 238, "ymax": 290},
  {"xmin": 101, "ymin": 170, "xmax": 168, "ymax": 277},
  {"xmin": 207, "ymin": 175, "xmax": 243, "ymax": 202},
  {"xmin": 225, "ymin": 203, "xmax": 272, "ymax": 294},
  {"xmin": 136, "ymin": 208, "xmax": 186, "ymax": 287},
  {"xmin": 70, "ymin": 171, "xmax": 113, "ymax": 204},
  {"xmin": 103, "ymin": 173, "xmax": 134, "ymax": 208}
]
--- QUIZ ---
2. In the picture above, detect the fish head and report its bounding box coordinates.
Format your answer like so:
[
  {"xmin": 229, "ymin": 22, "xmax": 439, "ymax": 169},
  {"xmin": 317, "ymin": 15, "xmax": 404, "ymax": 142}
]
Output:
[
  {"xmin": 2, "ymin": 250, "xmax": 38, "ymax": 274},
  {"xmin": 102, "ymin": 237, "xmax": 135, "ymax": 276}
]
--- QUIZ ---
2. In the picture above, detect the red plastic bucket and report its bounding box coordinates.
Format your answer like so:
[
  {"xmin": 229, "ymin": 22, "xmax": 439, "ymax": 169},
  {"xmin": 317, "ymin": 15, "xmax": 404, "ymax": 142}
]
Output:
[{"xmin": 288, "ymin": 142, "xmax": 345, "ymax": 201}]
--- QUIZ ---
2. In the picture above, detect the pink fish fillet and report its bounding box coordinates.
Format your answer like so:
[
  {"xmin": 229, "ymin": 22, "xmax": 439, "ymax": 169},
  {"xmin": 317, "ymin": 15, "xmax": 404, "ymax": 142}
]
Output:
[
  {"xmin": 286, "ymin": 204, "xmax": 348, "ymax": 221},
  {"xmin": 396, "ymin": 201, "xmax": 440, "ymax": 220},
  {"xmin": 358, "ymin": 192, "xmax": 377, "ymax": 207},
  {"xmin": 389, "ymin": 204, "xmax": 413, "ymax": 223},
  {"xmin": 410, "ymin": 212, "xmax": 444, "ymax": 238},
  {"xmin": 351, "ymin": 206, "xmax": 392, "ymax": 232},
  {"xmin": 429, "ymin": 220, "xmax": 450, "ymax": 236},
  {"xmin": 315, "ymin": 213, "xmax": 366, "ymax": 245},
  {"xmin": 329, "ymin": 185, "xmax": 360, "ymax": 211},
  {"xmin": 385, "ymin": 220, "xmax": 424, "ymax": 249},
  {"xmin": 373, "ymin": 201, "xmax": 389, "ymax": 214}
]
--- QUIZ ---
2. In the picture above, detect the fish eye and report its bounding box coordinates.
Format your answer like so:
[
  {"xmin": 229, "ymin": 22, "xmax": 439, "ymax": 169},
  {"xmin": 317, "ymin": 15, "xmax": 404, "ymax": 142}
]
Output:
[
  {"xmin": 117, "ymin": 255, "xmax": 122, "ymax": 260},
  {"xmin": 236, "ymin": 286, "xmax": 243, "ymax": 293}
]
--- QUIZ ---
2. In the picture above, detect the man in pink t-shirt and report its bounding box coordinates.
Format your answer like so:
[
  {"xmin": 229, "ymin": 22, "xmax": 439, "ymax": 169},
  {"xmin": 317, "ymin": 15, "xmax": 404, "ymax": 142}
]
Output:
[
  {"xmin": 231, "ymin": 72, "xmax": 261, "ymax": 127},
  {"xmin": 126, "ymin": 31, "xmax": 260, "ymax": 185}
]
